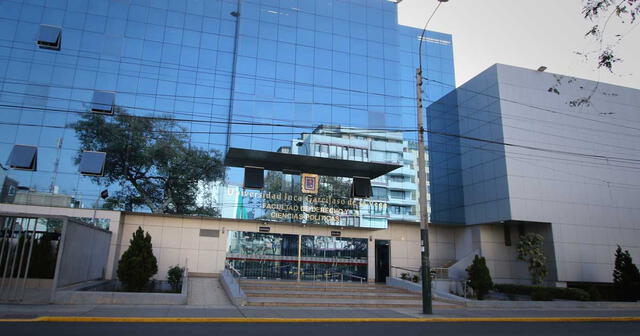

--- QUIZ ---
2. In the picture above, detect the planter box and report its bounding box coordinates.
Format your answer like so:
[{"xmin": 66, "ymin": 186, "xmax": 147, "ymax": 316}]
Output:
[{"xmin": 53, "ymin": 278, "xmax": 188, "ymax": 305}]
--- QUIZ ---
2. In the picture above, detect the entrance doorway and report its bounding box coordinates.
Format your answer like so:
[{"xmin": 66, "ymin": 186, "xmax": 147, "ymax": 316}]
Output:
[
  {"xmin": 375, "ymin": 240, "xmax": 390, "ymax": 282},
  {"xmin": 225, "ymin": 231, "xmax": 368, "ymax": 281}
]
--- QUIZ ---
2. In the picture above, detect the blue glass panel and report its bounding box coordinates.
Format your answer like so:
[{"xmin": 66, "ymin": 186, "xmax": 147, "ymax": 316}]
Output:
[
  {"xmin": 37, "ymin": 25, "xmax": 61, "ymax": 50},
  {"xmin": 79, "ymin": 151, "xmax": 106, "ymax": 175},
  {"xmin": 8, "ymin": 145, "xmax": 37, "ymax": 170},
  {"xmin": 91, "ymin": 91, "xmax": 114, "ymax": 113}
]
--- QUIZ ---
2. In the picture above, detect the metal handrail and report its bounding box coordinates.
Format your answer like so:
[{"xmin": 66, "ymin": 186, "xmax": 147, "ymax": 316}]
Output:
[
  {"xmin": 391, "ymin": 265, "xmax": 420, "ymax": 273},
  {"xmin": 430, "ymin": 267, "xmax": 449, "ymax": 279},
  {"xmin": 225, "ymin": 262, "xmax": 241, "ymax": 278},
  {"xmin": 347, "ymin": 274, "xmax": 366, "ymax": 284}
]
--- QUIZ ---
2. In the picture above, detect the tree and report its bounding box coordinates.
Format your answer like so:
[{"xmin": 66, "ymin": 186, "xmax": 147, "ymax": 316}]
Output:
[
  {"xmin": 70, "ymin": 109, "xmax": 225, "ymax": 215},
  {"xmin": 613, "ymin": 245, "xmax": 640, "ymax": 301},
  {"xmin": 466, "ymin": 255, "xmax": 493, "ymax": 300},
  {"xmin": 547, "ymin": 1, "xmax": 638, "ymax": 107},
  {"xmin": 581, "ymin": 0, "xmax": 639, "ymax": 72},
  {"xmin": 516, "ymin": 233, "xmax": 548, "ymax": 285},
  {"xmin": 167, "ymin": 265, "xmax": 185, "ymax": 293},
  {"xmin": 318, "ymin": 176, "xmax": 352, "ymax": 200},
  {"xmin": 117, "ymin": 226, "xmax": 158, "ymax": 291}
]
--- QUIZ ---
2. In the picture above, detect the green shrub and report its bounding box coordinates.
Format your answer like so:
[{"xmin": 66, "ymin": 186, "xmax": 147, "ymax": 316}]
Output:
[
  {"xmin": 167, "ymin": 265, "xmax": 185, "ymax": 293},
  {"xmin": 466, "ymin": 255, "xmax": 493, "ymax": 300},
  {"xmin": 587, "ymin": 286, "xmax": 602, "ymax": 301},
  {"xmin": 531, "ymin": 289, "xmax": 553, "ymax": 301},
  {"xmin": 494, "ymin": 284, "xmax": 531, "ymax": 295},
  {"xmin": 494, "ymin": 284, "xmax": 590, "ymax": 301},
  {"xmin": 570, "ymin": 283, "xmax": 615, "ymax": 301},
  {"xmin": 516, "ymin": 233, "xmax": 548, "ymax": 285},
  {"xmin": 554, "ymin": 288, "xmax": 590, "ymax": 301},
  {"xmin": 613, "ymin": 245, "xmax": 640, "ymax": 301},
  {"xmin": 117, "ymin": 227, "xmax": 158, "ymax": 291}
]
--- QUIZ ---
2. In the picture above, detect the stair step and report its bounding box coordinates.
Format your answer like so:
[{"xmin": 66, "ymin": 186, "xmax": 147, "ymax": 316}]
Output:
[
  {"xmin": 244, "ymin": 289, "xmax": 419, "ymax": 296},
  {"xmin": 240, "ymin": 285, "xmax": 407, "ymax": 293},
  {"xmin": 235, "ymin": 279, "xmax": 458, "ymax": 309},
  {"xmin": 245, "ymin": 301, "xmax": 423, "ymax": 308},
  {"xmin": 245, "ymin": 292, "xmax": 421, "ymax": 300},
  {"xmin": 239, "ymin": 280, "xmax": 374, "ymax": 287},
  {"xmin": 245, "ymin": 297, "xmax": 424, "ymax": 308},
  {"xmin": 244, "ymin": 297, "xmax": 459, "ymax": 308}
]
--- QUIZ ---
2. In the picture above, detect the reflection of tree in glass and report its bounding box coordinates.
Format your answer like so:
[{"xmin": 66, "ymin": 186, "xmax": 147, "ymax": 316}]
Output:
[
  {"xmin": 262, "ymin": 171, "xmax": 299, "ymax": 219},
  {"xmin": 70, "ymin": 109, "xmax": 225, "ymax": 216},
  {"xmin": 262, "ymin": 172, "xmax": 356, "ymax": 224},
  {"xmin": 318, "ymin": 176, "xmax": 351, "ymax": 202}
]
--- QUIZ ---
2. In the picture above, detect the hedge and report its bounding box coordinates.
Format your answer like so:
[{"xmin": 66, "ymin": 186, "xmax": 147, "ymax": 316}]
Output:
[{"xmin": 494, "ymin": 284, "xmax": 590, "ymax": 301}]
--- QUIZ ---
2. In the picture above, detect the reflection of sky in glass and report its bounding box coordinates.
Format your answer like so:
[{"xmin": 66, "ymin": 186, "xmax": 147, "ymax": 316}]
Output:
[{"xmin": 0, "ymin": 0, "xmax": 454, "ymax": 221}]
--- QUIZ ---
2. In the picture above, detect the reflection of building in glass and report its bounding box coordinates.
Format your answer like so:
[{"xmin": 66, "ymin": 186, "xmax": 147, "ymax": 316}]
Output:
[
  {"xmin": 284, "ymin": 125, "xmax": 430, "ymax": 226},
  {"xmin": 13, "ymin": 187, "xmax": 76, "ymax": 208},
  {"xmin": 0, "ymin": 164, "xmax": 19, "ymax": 204}
]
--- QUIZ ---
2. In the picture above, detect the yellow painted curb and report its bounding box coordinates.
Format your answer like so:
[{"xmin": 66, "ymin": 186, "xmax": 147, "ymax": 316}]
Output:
[{"xmin": 0, "ymin": 316, "xmax": 639, "ymax": 323}]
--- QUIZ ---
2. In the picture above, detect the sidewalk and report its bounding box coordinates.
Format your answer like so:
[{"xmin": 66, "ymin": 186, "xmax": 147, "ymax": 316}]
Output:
[{"xmin": 1, "ymin": 303, "xmax": 640, "ymax": 320}]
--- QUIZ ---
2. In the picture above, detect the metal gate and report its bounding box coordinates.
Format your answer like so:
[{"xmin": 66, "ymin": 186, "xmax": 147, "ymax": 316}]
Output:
[{"xmin": 0, "ymin": 216, "xmax": 40, "ymax": 302}]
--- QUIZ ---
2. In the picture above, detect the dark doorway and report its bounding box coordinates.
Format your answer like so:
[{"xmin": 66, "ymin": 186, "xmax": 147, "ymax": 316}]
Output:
[{"xmin": 375, "ymin": 240, "xmax": 390, "ymax": 282}]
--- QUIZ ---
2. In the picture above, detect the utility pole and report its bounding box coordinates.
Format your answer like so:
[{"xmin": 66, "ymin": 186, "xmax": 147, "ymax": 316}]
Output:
[
  {"xmin": 416, "ymin": 68, "xmax": 432, "ymax": 314},
  {"xmin": 416, "ymin": 0, "xmax": 447, "ymax": 315}
]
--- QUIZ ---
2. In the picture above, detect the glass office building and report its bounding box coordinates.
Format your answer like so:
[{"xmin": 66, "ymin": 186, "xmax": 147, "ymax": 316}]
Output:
[
  {"xmin": 0, "ymin": 0, "xmax": 454, "ymax": 221},
  {"xmin": 0, "ymin": 0, "xmax": 454, "ymax": 280}
]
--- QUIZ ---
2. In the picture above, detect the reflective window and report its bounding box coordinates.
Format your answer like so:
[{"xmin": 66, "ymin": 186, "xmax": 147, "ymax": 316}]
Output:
[
  {"xmin": 79, "ymin": 151, "xmax": 106, "ymax": 176},
  {"xmin": 372, "ymin": 187, "xmax": 388, "ymax": 200},
  {"xmin": 37, "ymin": 25, "xmax": 61, "ymax": 50},
  {"xmin": 390, "ymin": 190, "xmax": 405, "ymax": 199},
  {"xmin": 90, "ymin": 91, "xmax": 115, "ymax": 114},
  {"xmin": 8, "ymin": 145, "xmax": 38, "ymax": 171}
]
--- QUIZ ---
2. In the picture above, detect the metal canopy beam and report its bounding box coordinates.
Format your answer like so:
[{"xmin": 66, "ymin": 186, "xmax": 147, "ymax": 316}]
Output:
[{"xmin": 224, "ymin": 147, "xmax": 401, "ymax": 179}]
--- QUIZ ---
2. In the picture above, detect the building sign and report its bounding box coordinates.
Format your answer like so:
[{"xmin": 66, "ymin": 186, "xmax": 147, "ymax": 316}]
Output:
[
  {"xmin": 221, "ymin": 187, "xmax": 388, "ymax": 228},
  {"xmin": 301, "ymin": 173, "xmax": 319, "ymax": 194}
]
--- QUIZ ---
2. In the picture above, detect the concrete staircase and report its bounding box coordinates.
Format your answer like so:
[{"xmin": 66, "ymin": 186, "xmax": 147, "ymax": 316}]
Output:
[{"xmin": 239, "ymin": 279, "xmax": 456, "ymax": 308}]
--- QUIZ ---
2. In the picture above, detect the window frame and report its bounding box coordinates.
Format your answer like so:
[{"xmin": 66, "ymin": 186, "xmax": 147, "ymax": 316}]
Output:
[
  {"xmin": 37, "ymin": 24, "xmax": 62, "ymax": 51},
  {"xmin": 78, "ymin": 151, "xmax": 107, "ymax": 176},
  {"xmin": 90, "ymin": 91, "xmax": 115, "ymax": 114},
  {"xmin": 7, "ymin": 144, "xmax": 38, "ymax": 171}
]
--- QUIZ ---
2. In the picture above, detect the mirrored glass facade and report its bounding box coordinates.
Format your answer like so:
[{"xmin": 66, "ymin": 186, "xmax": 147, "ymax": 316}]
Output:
[{"xmin": 0, "ymin": 0, "xmax": 454, "ymax": 228}]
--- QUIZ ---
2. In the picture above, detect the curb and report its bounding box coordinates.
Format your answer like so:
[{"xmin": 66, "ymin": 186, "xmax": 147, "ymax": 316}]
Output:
[{"xmin": 0, "ymin": 316, "xmax": 639, "ymax": 323}]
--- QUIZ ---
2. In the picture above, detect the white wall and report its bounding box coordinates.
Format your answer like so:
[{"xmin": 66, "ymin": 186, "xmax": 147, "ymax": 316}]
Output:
[
  {"xmin": 116, "ymin": 214, "xmax": 453, "ymax": 281},
  {"xmin": 452, "ymin": 64, "xmax": 640, "ymax": 283}
]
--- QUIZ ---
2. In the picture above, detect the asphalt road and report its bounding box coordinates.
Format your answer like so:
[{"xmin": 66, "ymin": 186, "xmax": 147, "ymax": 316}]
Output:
[{"xmin": 0, "ymin": 322, "xmax": 638, "ymax": 336}]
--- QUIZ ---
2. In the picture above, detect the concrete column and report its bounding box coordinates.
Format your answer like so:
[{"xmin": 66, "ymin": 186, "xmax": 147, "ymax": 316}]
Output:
[
  {"xmin": 367, "ymin": 238, "xmax": 375, "ymax": 282},
  {"xmin": 297, "ymin": 234, "xmax": 302, "ymax": 281}
]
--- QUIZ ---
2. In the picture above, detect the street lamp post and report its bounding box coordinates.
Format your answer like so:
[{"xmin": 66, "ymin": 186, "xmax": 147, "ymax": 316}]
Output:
[{"xmin": 416, "ymin": 0, "xmax": 447, "ymax": 315}]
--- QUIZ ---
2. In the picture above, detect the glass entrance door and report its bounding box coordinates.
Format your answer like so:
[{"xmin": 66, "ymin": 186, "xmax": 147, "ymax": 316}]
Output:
[
  {"xmin": 299, "ymin": 235, "xmax": 367, "ymax": 281},
  {"xmin": 375, "ymin": 240, "xmax": 390, "ymax": 282},
  {"xmin": 225, "ymin": 231, "xmax": 299, "ymax": 280},
  {"xmin": 225, "ymin": 231, "xmax": 368, "ymax": 281}
]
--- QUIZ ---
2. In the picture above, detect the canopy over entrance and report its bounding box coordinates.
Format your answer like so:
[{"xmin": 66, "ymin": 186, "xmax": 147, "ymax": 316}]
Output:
[{"xmin": 224, "ymin": 147, "xmax": 401, "ymax": 179}]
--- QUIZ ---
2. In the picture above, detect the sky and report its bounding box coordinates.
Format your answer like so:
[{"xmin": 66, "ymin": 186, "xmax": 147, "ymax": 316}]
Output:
[{"xmin": 397, "ymin": 0, "xmax": 639, "ymax": 89}]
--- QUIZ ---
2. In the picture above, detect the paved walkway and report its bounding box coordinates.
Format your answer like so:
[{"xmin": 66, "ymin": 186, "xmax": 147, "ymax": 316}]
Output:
[
  {"xmin": 187, "ymin": 277, "xmax": 232, "ymax": 307},
  {"xmin": 1, "ymin": 304, "xmax": 639, "ymax": 320}
]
